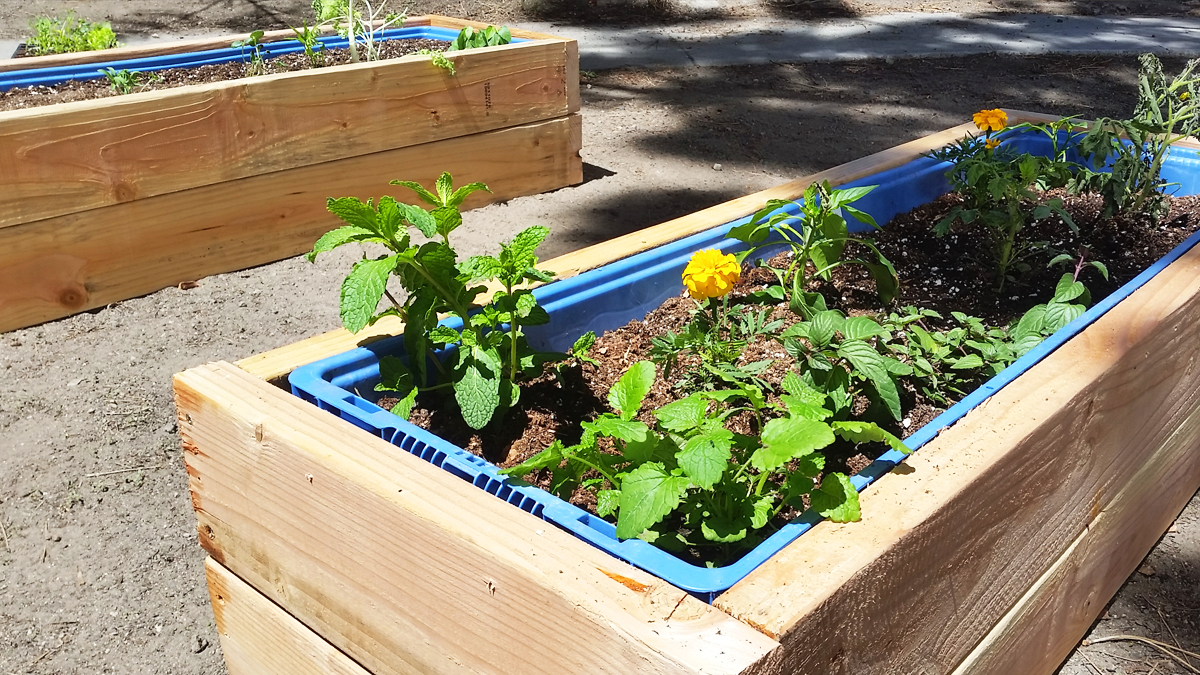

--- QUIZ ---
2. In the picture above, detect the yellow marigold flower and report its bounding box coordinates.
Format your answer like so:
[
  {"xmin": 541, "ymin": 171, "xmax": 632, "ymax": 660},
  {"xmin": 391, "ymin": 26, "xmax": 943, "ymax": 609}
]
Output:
[
  {"xmin": 984, "ymin": 138, "xmax": 1001, "ymax": 150},
  {"xmin": 1182, "ymin": 91, "xmax": 1191, "ymax": 101},
  {"xmin": 972, "ymin": 108, "xmax": 1009, "ymax": 132},
  {"xmin": 682, "ymin": 249, "xmax": 740, "ymax": 301}
]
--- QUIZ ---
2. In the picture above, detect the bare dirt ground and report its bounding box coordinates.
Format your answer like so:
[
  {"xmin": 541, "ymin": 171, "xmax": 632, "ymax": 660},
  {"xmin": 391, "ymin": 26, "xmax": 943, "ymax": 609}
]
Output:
[{"xmin": 2, "ymin": 2, "xmax": 1200, "ymax": 674}]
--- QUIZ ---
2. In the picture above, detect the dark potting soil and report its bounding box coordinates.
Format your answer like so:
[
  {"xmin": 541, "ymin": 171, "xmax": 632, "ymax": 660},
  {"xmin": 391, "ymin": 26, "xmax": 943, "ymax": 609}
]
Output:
[
  {"xmin": 0, "ymin": 38, "xmax": 448, "ymax": 112},
  {"xmin": 381, "ymin": 191, "xmax": 1200, "ymax": 537}
]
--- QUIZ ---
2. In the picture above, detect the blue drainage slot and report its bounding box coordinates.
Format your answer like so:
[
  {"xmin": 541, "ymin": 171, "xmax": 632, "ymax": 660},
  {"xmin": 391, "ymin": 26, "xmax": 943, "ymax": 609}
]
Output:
[
  {"xmin": 0, "ymin": 25, "xmax": 505, "ymax": 91},
  {"xmin": 288, "ymin": 129, "xmax": 1200, "ymax": 599}
]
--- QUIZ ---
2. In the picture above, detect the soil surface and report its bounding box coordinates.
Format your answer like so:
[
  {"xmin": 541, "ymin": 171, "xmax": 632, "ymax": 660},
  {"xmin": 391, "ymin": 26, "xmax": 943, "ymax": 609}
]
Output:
[
  {"xmin": 0, "ymin": 38, "xmax": 447, "ymax": 112},
  {"xmin": 3, "ymin": 6, "xmax": 1200, "ymax": 672}
]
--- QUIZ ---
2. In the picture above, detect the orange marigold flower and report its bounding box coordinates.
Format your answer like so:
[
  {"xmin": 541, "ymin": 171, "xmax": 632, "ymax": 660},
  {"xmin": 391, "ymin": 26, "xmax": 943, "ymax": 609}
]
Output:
[
  {"xmin": 984, "ymin": 138, "xmax": 1001, "ymax": 150},
  {"xmin": 972, "ymin": 108, "xmax": 1009, "ymax": 132},
  {"xmin": 682, "ymin": 249, "xmax": 740, "ymax": 301}
]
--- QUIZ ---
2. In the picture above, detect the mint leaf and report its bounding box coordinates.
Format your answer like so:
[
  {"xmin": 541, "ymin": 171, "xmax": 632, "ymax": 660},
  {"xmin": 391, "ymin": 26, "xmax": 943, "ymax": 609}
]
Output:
[
  {"xmin": 389, "ymin": 179, "xmax": 440, "ymax": 206},
  {"xmin": 500, "ymin": 439, "xmax": 565, "ymax": 477},
  {"xmin": 460, "ymin": 255, "xmax": 503, "ymax": 282},
  {"xmin": 432, "ymin": 205, "xmax": 463, "ymax": 239},
  {"xmin": 837, "ymin": 340, "xmax": 902, "ymax": 420},
  {"xmin": 435, "ymin": 172, "xmax": 454, "ymax": 204},
  {"xmin": 339, "ymin": 256, "xmax": 397, "ymax": 333},
  {"xmin": 1044, "ymin": 301, "xmax": 1085, "ymax": 332},
  {"xmin": 307, "ymin": 225, "xmax": 381, "ymax": 262},
  {"xmin": 326, "ymin": 197, "xmax": 379, "ymax": 233},
  {"xmin": 608, "ymin": 361, "xmax": 656, "ymax": 420},
  {"xmin": 454, "ymin": 345, "xmax": 501, "ymax": 429},
  {"xmin": 806, "ymin": 310, "xmax": 844, "ymax": 348},
  {"xmin": 841, "ymin": 316, "xmax": 886, "ymax": 341},
  {"xmin": 389, "ymin": 387, "xmax": 418, "ymax": 420},
  {"xmin": 506, "ymin": 226, "xmax": 549, "ymax": 267},
  {"xmin": 447, "ymin": 181, "xmax": 491, "ymax": 207},
  {"xmin": 811, "ymin": 473, "xmax": 861, "ymax": 522},
  {"xmin": 677, "ymin": 428, "xmax": 733, "ymax": 489},
  {"xmin": 750, "ymin": 417, "xmax": 835, "ymax": 472},
  {"xmin": 400, "ymin": 203, "xmax": 438, "ymax": 239},
  {"xmin": 596, "ymin": 489, "xmax": 620, "ymax": 517},
  {"xmin": 615, "ymin": 462, "xmax": 690, "ymax": 539}
]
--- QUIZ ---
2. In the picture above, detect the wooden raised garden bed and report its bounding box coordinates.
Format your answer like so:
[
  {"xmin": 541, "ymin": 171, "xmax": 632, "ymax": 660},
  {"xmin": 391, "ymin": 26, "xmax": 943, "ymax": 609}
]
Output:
[
  {"xmin": 175, "ymin": 111, "xmax": 1200, "ymax": 675},
  {"xmin": 0, "ymin": 16, "xmax": 581, "ymax": 333}
]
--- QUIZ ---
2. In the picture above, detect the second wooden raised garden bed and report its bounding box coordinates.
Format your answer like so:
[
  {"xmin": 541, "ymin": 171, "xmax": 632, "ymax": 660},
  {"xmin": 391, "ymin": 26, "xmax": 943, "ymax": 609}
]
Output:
[
  {"xmin": 0, "ymin": 16, "xmax": 581, "ymax": 333},
  {"xmin": 176, "ymin": 111, "xmax": 1200, "ymax": 674}
]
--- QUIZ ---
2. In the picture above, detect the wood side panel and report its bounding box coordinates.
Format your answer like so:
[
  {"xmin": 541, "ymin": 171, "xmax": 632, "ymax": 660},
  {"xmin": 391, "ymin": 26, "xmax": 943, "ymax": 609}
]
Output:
[
  {"xmin": 0, "ymin": 40, "xmax": 572, "ymax": 228},
  {"xmin": 0, "ymin": 114, "xmax": 582, "ymax": 333},
  {"xmin": 949, "ymin": 402, "xmax": 1200, "ymax": 675},
  {"xmin": 207, "ymin": 558, "xmax": 374, "ymax": 675},
  {"xmin": 178, "ymin": 362, "xmax": 777, "ymax": 675},
  {"xmin": 716, "ymin": 240, "xmax": 1200, "ymax": 673}
]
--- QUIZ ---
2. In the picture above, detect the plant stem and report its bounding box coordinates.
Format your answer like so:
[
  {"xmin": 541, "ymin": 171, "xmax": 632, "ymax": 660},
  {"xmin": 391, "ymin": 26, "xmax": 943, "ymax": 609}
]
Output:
[{"xmin": 346, "ymin": 0, "xmax": 359, "ymax": 63}]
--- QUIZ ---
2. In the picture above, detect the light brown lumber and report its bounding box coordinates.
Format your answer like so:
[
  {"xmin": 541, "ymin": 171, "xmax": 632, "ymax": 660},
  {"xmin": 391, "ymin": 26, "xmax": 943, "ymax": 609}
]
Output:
[
  {"xmin": 0, "ymin": 39, "xmax": 575, "ymax": 229},
  {"xmin": 206, "ymin": 557, "xmax": 374, "ymax": 675},
  {"xmin": 238, "ymin": 111, "xmax": 1062, "ymax": 383},
  {"xmin": 0, "ymin": 16, "xmax": 553, "ymax": 74},
  {"xmin": 716, "ymin": 223, "xmax": 1200, "ymax": 672},
  {"xmin": 0, "ymin": 114, "xmax": 581, "ymax": 334},
  {"xmin": 177, "ymin": 361, "xmax": 777, "ymax": 675}
]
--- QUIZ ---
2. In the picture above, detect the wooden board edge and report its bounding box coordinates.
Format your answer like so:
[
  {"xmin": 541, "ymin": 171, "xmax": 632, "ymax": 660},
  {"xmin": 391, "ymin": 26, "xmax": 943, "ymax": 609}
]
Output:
[
  {"xmin": 206, "ymin": 557, "xmax": 374, "ymax": 675},
  {"xmin": 714, "ymin": 232, "xmax": 1200, "ymax": 671},
  {"xmin": 0, "ymin": 114, "xmax": 581, "ymax": 334},
  {"xmin": 180, "ymin": 362, "xmax": 778, "ymax": 675}
]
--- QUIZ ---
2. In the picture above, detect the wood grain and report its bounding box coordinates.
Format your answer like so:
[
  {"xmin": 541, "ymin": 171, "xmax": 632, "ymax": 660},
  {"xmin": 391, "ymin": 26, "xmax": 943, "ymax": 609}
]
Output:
[
  {"xmin": 715, "ymin": 230, "xmax": 1200, "ymax": 673},
  {"xmin": 0, "ymin": 114, "xmax": 582, "ymax": 333},
  {"xmin": 239, "ymin": 111, "xmax": 1068, "ymax": 383},
  {"xmin": 207, "ymin": 557, "xmax": 374, "ymax": 675},
  {"xmin": 178, "ymin": 362, "xmax": 777, "ymax": 675},
  {"xmin": 0, "ymin": 39, "xmax": 573, "ymax": 228}
]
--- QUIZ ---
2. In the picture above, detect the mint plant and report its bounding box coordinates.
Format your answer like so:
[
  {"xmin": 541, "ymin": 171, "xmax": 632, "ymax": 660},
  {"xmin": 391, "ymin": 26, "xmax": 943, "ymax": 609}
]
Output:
[
  {"xmin": 307, "ymin": 172, "xmax": 568, "ymax": 429},
  {"xmin": 502, "ymin": 361, "xmax": 908, "ymax": 555},
  {"xmin": 1069, "ymin": 54, "xmax": 1200, "ymax": 220},
  {"xmin": 728, "ymin": 181, "xmax": 898, "ymax": 317}
]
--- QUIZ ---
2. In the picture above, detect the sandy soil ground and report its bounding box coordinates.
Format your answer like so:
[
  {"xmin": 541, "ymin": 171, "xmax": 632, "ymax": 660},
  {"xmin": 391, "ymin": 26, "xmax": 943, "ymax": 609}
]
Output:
[{"xmin": 2, "ymin": 3, "xmax": 1200, "ymax": 674}]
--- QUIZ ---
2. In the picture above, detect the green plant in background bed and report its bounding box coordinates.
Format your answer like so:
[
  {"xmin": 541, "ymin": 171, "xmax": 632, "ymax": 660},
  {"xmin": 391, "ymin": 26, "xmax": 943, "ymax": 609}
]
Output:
[
  {"xmin": 1069, "ymin": 54, "xmax": 1200, "ymax": 221},
  {"xmin": 502, "ymin": 361, "xmax": 908, "ymax": 556},
  {"xmin": 291, "ymin": 23, "xmax": 326, "ymax": 68},
  {"xmin": 307, "ymin": 173, "xmax": 575, "ymax": 429},
  {"xmin": 930, "ymin": 108, "xmax": 1077, "ymax": 291},
  {"xmin": 728, "ymin": 180, "xmax": 898, "ymax": 318},
  {"xmin": 448, "ymin": 25, "xmax": 512, "ymax": 51},
  {"xmin": 25, "ymin": 13, "xmax": 118, "ymax": 56},
  {"xmin": 231, "ymin": 30, "xmax": 269, "ymax": 77}
]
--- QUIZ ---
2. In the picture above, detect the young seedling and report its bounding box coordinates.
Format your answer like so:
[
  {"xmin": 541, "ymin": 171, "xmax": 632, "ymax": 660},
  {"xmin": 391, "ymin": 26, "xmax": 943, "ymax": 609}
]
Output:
[
  {"xmin": 26, "ymin": 13, "xmax": 118, "ymax": 56},
  {"xmin": 232, "ymin": 30, "xmax": 269, "ymax": 77}
]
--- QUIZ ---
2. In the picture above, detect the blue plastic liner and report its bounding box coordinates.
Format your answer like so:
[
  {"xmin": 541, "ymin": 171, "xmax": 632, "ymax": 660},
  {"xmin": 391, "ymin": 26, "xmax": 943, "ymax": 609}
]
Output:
[
  {"xmin": 0, "ymin": 25, "xmax": 481, "ymax": 91},
  {"xmin": 288, "ymin": 130, "xmax": 1200, "ymax": 599}
]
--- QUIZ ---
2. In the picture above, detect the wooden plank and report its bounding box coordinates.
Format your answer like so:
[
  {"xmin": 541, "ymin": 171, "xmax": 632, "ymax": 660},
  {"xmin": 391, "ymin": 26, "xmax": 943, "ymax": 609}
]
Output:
[
  {"xmin": 238, "ymin": 110, "xmax": 1063, "ymax": 383},
  {"xmin": 177, "ymin": 361, "xmax": 778, "ymax": 675},
  {"xmin": 206, "ymin": 557, "xmax": 374, "ymax": 675},
  {"xmin": 714, "ymin": 233, "xmax": 1200, "ymax": 672},
  {"xmin": 949, "ymin": 399, "xmax": 1200, "ymax": 674},
  {"xmin": 0, "ymin": 38, "xmax": 574, "ymax": 228},
  {"xmin": 0, "ymin": 113, "xmax": 581, "ymax": 333}
]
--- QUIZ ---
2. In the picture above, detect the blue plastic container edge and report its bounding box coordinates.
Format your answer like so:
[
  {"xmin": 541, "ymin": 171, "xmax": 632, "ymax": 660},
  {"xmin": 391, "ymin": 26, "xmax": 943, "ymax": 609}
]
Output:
[
  {"xmin": 0, "ymin": 25, "xmax": 518, "ymax": 91},
  {"xmin": 288, "ymin": 132, "xmax": 1200, "ymax": 600}
]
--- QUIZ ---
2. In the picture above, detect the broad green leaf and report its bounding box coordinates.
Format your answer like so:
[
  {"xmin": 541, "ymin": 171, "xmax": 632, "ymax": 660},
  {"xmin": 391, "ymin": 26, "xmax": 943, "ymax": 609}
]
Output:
[
  {"xmin": 326, "ymin": 197, "xmax": 379, "ymax": 233},
  {"xmin": 432, "ymin": 205, "xmax": 463, "ymax": 239},
  {"xmin": 863, "ymin": 261, "xmax": 900, "ymax": 304},
  {"xmin": 571, "ymin": 331, "xmax": 596, "ymax": 357},
  {"xmin": 376, "ymin": 196, "xmax": 405, "ymax": 240},
  {"xmin": 447, "ymin": 181, "xmax": 491, "ymax": 207},
  {"xmin": 841, "ymin": 316, "xmax": 886, "ymax": 341},
  {"xmin": 339, "ymin": 256, "xmax": 397, "ymax": 334},
  {"xmin": 389, "ymin": 387, "xmax": 418, "ymax": 420},
  {"xmin": 781, "ymin": 371, "xmax": 826, "ymax": 405},
  {"xmin": 909, "ymin": 324, "xmax": 937, "ymax": 352},
  {"xmin": 615, "ymin": 463, "xmax": 691, "ymax": 540},
  {"xmin": 589, "ymin": 417, "xmax": 656, "ymax": 463},
  {"xmin": 455, "ymin": 345, "xmax": 501, "ymax": 429},
  {"xmin": 951, "ymin": 354, "xmax": 985, "ymax": 370},
  {"xmin": 506, "ymin": 226, "xmax": 549, "ymax": 268},
  {"xmin": 307, "ymin": 225, "xmax": 381, "ymax": 262},
  {"xmin": 841, "ymin": 204, "xmax": 879, "ymax": 229},
  {"xmin": 460, "ymin": 255, "xmax": 503, "ymax": 282},
  {"xmin": 837, "ymin": 340, "xmax": 902, "ymax": 420},
  {"xmin": 751, "ymin": 496, "xmax": 774, "ymax": 529},
  {"xmin": 831, "ymin": 421, "xmax": 911, "ymax": 455},
  {"xmin": 677, "ymin": 428, "xmax": 733, "ymax": 489},
  {"xmin": 700, "ymin": 515, "xmax": 748, "ymax": 543},
  {"xmin": 655, "ymin": 395, "xmax": 708, "ymax": 433},
  {"xmin": 608, "ymin": 360, "xmax": 656, "ymax": 420},
  {"xmin": 807, "ymin": 310, "xmax": 845, "ymax": 348},
  {"xmin": 780, "ymin": 398, "xmax": 832, "ymax": 421},
  {"xmin": 1013, "ymin": 304, "xmax": 1047, "ymax": 340},
  {"xmin": 514, "ymin": 291, "xmax": 538, "ymax": 318},
  {"xmin": 402, "ymin": 291, "xmax": 436, "ymax": 387},
  {"xmin": 376, "ymin": 355, "xmax": 414, "ymax": 392},
  {"xmin": 435, "ymin": 172, "xmax": 454, "ymax": 204},
  {"xmin": 429, "ymin": 325, "xmax": 460, "ymax": 346},
  {"xmin": 400, "ymin": 203, "xmax": 438, "ymax": 238},
  {"xmin": 1045, "ymin": 301, "xmax": 1085, "ymax": 332},
  {"xmin": 499, "ymin": 440, "xmax": 565, "ymax": 476},
  {"xmin": 1052, "ymin": 273, "xmax": 1087, "ymax": 303},
  {"xmin": 389, "ymin": 179, "xmax": 440, "ymax": 206},
  {"xmin": 750, "ymin": 417, "xmax": 835, "ymax": 472},
  {"xmin": 596, "ymin": 489, "xmax": 620, "ymax": 517},
  {"xmin": 810, "ymin": 473, "xmax": 861, "ymax": 522}
]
